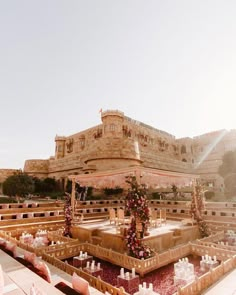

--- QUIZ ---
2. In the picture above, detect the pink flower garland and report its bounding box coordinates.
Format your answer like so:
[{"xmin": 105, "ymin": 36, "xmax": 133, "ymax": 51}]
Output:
[
  {"xmin": 63, "ymin": 193, "xmax": 72, "ymax": 237},
  {"xmin": 190, "ymin": 184, "xmax": 210, "ymax": 238},
  {"xmin": 125, "ymin": 176, "xmax": 153, "ymax": 259}
]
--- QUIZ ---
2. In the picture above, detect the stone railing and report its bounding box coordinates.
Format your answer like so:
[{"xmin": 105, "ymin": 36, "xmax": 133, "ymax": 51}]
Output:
[
  {"xmin": 2, "ymin": 199, "xmax": 236, "ymax": 229},
  {"xmin": 176, "ymin": 255, "xmax": 236, "ymax": 295},
  {"xmin": 44, "ymin": 240, "xmax": 236, "ymax": 276},
  {"xmin": 41, "ymin": 252, "xmax": 128, "ymax": 295},
  {"xmin": 3, "ymin": 229, "xmax": 236, "ymax": 295},
  {"xmin": 44, "ymin": 241, "xmax": 193, "ymax": 276},
  {"xmin": 198, "ymin": 231, "xmax": 225, "ymax": 243},
  {"xmin": 190, "ymin": 242, "xmax": 236, "ymax": 261},
  {"xmin": 194, "ymin": 232, "xmax": 236, "ymax": 252}
]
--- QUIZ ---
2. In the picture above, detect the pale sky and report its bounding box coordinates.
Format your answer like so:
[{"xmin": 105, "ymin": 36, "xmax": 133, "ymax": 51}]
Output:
[{"xmin": 1, "ymin": 1, "xmax": 236, "ymax": 169}]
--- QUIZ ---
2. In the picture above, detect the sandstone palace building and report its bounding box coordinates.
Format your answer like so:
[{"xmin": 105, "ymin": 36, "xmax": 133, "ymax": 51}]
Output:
[{"xmin": 18, "ymin": 110, "xmax": 235, "ymax": 194}]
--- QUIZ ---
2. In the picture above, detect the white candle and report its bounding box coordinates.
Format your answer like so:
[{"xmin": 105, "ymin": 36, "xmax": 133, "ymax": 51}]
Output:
[
  {"xmin": 86, "ymin": 261, "xmax": 90, "ymax": 268},
  {"xmin": 149, "ymin": 283, "xmax": 153, "ymax": 291},
  {"xmin": 120, "ymin": 268, "xmax": 124, "ymax": 277},
  {"xmin": 97, "ymin": 262, "xmax": 101, "ymax": 269},
  {"xmin": 143, "ymin": 282, "xmax": 147, "ymax": 289},
  {"xmin": 125, "ymin": 272, "xmax": 130, "ymax": 279}
]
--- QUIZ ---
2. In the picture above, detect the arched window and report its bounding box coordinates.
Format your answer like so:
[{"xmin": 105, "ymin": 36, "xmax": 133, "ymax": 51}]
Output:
[
  {"xmin": 181, "ymin": 145, "xmax": 187, "ymax": 154},
  {"xmin": 80, "ymin": 136, "xmax": 85, "ymax": 148},
  {"xmin": 110, "ymin": 124, "xmax": 116, "ymax": 131},
  {"xmin": 182, "ymin": 158, "xmax": 187, "ymax": 162}
]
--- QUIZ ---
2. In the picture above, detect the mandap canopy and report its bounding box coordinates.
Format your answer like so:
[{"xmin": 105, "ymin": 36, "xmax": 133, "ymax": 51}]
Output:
[{"xmin": 68, "ymin": 166, "xmax": 199, "ymax": 217}]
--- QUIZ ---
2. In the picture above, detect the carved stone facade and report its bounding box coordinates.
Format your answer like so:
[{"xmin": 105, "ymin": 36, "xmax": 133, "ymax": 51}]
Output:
[{"xmin": 22, "ymin": 110, "xmax": 236, "ymax": 193}]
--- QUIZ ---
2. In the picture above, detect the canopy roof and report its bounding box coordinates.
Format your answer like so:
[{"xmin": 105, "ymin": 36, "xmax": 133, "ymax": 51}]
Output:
[{"xmin": 68, "ymin": 166, "xmax": 199, "ymax": 189}]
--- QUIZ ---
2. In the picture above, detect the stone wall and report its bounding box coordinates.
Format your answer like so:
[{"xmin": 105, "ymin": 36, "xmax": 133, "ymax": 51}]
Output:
[{"xmin": 23, "ymin": 110, "xmax": 236, "ymax": 193}]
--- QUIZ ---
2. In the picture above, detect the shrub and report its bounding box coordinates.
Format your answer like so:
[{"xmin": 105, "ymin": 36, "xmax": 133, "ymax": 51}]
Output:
[
  {"xmin": 152, "ymin": 192, "xmax": 161, "ymax": 199},
  {"xmin": 205, "ymin": 191, "xmax": 215, "ymax": 199},
  {"xmin": 103, "ymin": 187, "xmax": 123, "ymax": 196}
]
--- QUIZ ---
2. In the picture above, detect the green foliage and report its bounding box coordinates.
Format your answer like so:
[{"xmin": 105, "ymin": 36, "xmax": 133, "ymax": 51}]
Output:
[
  {"xmin": 224, "ymin": 173, "xmax": 236, "ymax": 197},
  {"xmin": 152, "ymin": 192, "xmax": 161, "ymax": 199},
  {"xmin": 33, "ymin": 177, "xmax": 62, "ymax": 195},
  {"xmin": 218, "ymin": 150, "xmax": 236, "ymax": 177},
  {"xmin": 65, "ymin": 180, "xmax": 81, "ymax": 194},
  {"xmin": 46, "ymin": 191, "xmax": 65, "ymax": 199},
  {"xmin": 86, "ymin": 187, "xmax": 93, "ymax": 197},
  {"xmin": 0, "ymin": 197, "xmax": 17, "ymax": 204},
  {"xmin": 2, "ymin": 172, "xmax": 34, "ymax": 197},
  {"xmin": 3, "ymin": 174, "xmax": 64, "ymax": 198},
  {"xmin": 87, "ymin": 194, "xmax": 103, "ymax": 200},
  {"xmin": 65, "ymin": 180, "xmax": 72, "ymax": 193},
  {"xmin": 219, "ymin": 150, "xmax": 236, "ymax": 197},
  {"xmin": 171, "ymin": 184, "xmax": 178, "ymax": 192},
  {"xmin": 204, "ymin": 191, "xmax": 215, "ymax": 199},
  {"xmin": 103, "ymin": 186, "xmax": 123, "ymax": 196}
]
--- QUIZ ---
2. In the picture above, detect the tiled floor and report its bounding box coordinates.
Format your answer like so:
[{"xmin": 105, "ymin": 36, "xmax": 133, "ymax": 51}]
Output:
[
  {"xmin": 2, "ymin": 221, "xmax": 236, "ymax": 295},
  {"xmin": 78, "ymin": 219, "xmax": 183, "ymax": 236},
  {"xmin": 0, "ymin": 248, "xmax": 103, "ymax": 295},
  {"xmin": 67, "ymin": 254, "xmax": 203, "ymax": 295}
]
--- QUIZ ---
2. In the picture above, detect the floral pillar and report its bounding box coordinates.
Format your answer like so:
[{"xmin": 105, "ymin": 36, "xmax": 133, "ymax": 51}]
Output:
[
  {"xmin": 63, "ymin": 192, "xmax": 72, "ymax": 237},
  {"xmin": 125, "ymin": 176, "xmax": 153, "ymax": 259},
  {"xmin": 190, "ymin": 182, "xmax": 210, "ymax": 238},
  {"xmin": 71, "ymin": 178, "xmax": 76, "ymax": 219}
]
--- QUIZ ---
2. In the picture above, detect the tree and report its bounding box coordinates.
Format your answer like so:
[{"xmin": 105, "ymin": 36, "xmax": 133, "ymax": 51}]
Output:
[
  {"xmin": 42, "ymin": 177, "xmax": 60, "ymax": 193},
  {"xmin": 33, "ymin": 177, "xmax": 63, "ymax": 195},
  {"xmin": 2, "ymin": 172, "xmax": 34, "ymax": 197},
  {"xmin": 33, "ymin": 177, "xmax": 45, "ymax": 193},
  {"xmin": 218, "ymin": 150, "xmax": 236, "ymax": 177},
  {"xmin": 218, "ymin": 150, "xmax": 236, "ymax": 196},
  {"xmin": 224, "ymin": 173, "xmax": 236, "ymax": 196},
  {"xmin": 171, "ymin": 184, "xmax": 178, "ymax": 199}
]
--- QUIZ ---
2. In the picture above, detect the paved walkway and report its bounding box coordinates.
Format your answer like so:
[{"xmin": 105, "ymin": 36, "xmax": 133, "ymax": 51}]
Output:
[
  {"xmin": 0, "ymin": 247, "xmax": 103, "ymax": 295},
  {"xmin": 2, "ymin": 241, "xmax": 236, "ymax": 295},
  {"xmin": 202, "ymin": 268, "xmax": 236, "ymax": 295}
]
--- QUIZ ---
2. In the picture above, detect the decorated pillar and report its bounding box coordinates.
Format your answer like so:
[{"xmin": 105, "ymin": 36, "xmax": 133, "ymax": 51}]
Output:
[
  {"xmin": 125, "ymin": 176, "xmax": 152, "ymax": 259},
  {"xmin": 190, "ymin": 181, "xmax": 210, "ymax": 237},
  {"xmin": 71, "ymin": 177, "xmax": 76, "ymax": 219}
]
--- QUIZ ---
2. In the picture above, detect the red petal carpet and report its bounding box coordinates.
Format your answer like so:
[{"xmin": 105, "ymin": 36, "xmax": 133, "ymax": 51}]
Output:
[{"xmin": 68, "ymin": 255, "xmax": 204, "ymax": 295}]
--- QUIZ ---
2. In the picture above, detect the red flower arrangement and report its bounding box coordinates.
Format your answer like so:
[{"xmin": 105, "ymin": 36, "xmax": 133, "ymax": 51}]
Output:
[
  {"xmin": 190, "ymin": 183, "xmax": 210, "ymax": 238},
  {"xmin": 125, "ymin": 176, "xmax": 153, "ymax": 259},
  {"xmin": 126, "ymin": 217, "xmax": 152, "ymax": 259},
  {"xmin": 63, "ymin": 192, "xmax": 72, "ymax": 237},
  {"xmin": 125, "ymin": 176, "xmax": 150, "ymax": 222}
]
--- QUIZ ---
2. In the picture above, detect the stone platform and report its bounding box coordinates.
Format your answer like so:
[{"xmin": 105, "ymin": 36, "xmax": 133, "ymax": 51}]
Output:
[{"xmin": 71, "ymin": 219, "xmax": 200, "ymax": 253}]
